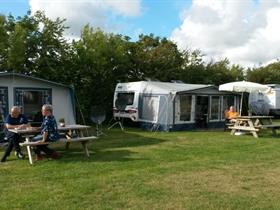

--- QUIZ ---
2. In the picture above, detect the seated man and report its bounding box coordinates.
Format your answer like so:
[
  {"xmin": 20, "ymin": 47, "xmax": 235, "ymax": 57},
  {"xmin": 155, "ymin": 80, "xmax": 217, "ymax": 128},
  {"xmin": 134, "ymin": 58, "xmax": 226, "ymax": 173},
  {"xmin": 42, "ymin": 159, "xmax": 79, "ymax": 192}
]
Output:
[
  {"xmin": 1, "ymin": 106, "xmax": 29, "ymax": 162},
  {"xmin": 32, "ymin": 104, "xmax": 60, "ymax": 160},
  {"xmin": 225, "ymin": 106, "xmax": 239, "ymax": 123}
]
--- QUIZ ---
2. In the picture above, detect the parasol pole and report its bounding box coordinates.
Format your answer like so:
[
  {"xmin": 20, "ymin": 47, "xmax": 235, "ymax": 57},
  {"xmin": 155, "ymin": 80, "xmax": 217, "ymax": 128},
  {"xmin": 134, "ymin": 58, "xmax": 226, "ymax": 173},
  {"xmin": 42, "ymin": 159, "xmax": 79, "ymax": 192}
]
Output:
[{"xmin": 240, "ymin": 92, "xmax": 243, "ymax": 116}]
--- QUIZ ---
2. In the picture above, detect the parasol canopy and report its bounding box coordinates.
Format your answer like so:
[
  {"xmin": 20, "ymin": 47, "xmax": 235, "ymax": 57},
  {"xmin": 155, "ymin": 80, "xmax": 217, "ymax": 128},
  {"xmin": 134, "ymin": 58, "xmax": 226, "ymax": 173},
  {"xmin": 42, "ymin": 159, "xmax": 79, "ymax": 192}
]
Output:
[{"xmin": 219, "ymin": 81, "xmax": 270, "ymax": 115}]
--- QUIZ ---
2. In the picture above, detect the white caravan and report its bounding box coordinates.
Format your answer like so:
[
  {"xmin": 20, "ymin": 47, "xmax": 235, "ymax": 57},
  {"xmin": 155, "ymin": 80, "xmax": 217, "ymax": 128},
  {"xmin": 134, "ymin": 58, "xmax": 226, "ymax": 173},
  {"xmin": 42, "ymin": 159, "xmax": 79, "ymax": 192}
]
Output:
[
  {"xmin": 113, "ymin": 81, "xmax": 240, "ymax": 131},
  {"xmin": 249, "ymin": 84, "xmax": 280, "ymax": 115}
]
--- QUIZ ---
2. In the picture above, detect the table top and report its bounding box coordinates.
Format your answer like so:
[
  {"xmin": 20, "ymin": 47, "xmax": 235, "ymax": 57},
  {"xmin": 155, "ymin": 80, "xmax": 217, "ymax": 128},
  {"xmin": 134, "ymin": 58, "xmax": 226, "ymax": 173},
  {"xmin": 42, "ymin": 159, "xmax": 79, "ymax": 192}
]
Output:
[
  {"xmin": 236, "ymin": 115, "xmax": 273, "ymax": 119},
  {"xmin": 8, "ymin": 124, "xmax": 90, "ymax": 134},
  {"xmin": 58, "ymin": 124, "xmax": 90, "ymax": 131}
]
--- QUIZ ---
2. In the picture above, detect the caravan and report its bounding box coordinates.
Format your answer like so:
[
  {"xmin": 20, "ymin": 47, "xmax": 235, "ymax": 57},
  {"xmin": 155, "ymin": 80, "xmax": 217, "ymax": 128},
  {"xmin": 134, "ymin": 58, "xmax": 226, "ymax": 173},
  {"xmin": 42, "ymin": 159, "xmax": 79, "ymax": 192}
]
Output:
[
  {"xmin": 249, "ymin": 84, "xmax": 280, "ymax": 115},
  {"xmin": 113, "ymin": 81, "xmax": 240, "ymax": 131}
]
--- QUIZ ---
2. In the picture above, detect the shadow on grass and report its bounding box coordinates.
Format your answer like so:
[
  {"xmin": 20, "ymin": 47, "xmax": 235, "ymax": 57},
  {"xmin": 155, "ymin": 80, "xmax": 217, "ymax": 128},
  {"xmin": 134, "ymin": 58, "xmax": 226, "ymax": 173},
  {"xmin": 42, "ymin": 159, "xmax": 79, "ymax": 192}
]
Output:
[
  {"xmin": 50, "ymin": 129, "xmax": 165, "ymax": 163},
  {"xmin": 94, "ymin": 134, "xmax": 165, "ymax": 150},
  {"xmin": 56, "ymin": 149, "xmax": 146, "ymax": 163}
]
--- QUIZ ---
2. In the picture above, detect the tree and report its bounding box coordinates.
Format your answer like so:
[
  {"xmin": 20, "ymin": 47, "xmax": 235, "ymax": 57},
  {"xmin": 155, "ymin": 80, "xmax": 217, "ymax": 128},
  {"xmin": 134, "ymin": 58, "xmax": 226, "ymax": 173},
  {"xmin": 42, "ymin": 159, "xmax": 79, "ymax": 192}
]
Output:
[
  {"xmin": 247, "ymin": 61, "xmax": 280, "ymax": 84},
  {"xmin": 7, "ymin": 23, "xmax": 27, "ymax": 71},
  {"xmin": 205, "ymin": 59, "xmax": 245, "ymax": 85},
  {"xmin": 72, "ymin": 26, "xmax": 132, "ymax": 119},
  {"xmin": 129, "ymin": 34, "xmax": 184, "ymax": 81},
  {"xmin": 179, "ymin": 50, "xmax": 207, "ymax": 84},
  {"xmin": 0, "ymin": 14, "xmax": 12, "ymax": 71}
]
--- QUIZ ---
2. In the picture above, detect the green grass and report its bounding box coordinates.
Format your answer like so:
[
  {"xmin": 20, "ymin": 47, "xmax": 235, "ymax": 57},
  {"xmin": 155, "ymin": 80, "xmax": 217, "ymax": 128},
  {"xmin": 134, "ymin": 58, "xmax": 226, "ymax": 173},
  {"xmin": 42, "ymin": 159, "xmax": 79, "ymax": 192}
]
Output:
[{"xmin": 1, "ymin": 128, "xmax": 280, "ymax": 210}]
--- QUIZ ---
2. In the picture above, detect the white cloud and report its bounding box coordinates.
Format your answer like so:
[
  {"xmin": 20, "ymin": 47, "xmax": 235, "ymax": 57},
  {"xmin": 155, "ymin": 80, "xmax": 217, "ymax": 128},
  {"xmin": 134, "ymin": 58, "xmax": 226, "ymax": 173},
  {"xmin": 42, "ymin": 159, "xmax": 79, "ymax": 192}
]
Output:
[
  {"xmin": 29, "ymin": 0, "xmax": 141, "ymax": 38},
  {"xmin": 105, "ymin": 0, "xmax": 141, "ymax": 17},
  {"xmin": 171, "ymin": 0, "xmax": 280, "ymax": 67}
]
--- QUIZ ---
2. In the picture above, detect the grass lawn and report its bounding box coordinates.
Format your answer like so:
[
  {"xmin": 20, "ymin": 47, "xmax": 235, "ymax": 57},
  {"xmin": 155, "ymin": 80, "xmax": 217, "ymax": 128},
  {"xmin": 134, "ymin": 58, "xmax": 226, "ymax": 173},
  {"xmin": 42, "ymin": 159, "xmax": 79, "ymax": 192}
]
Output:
[{"xmin": 1, "ymin": 128, "xmax": 280, "ymax": 210}]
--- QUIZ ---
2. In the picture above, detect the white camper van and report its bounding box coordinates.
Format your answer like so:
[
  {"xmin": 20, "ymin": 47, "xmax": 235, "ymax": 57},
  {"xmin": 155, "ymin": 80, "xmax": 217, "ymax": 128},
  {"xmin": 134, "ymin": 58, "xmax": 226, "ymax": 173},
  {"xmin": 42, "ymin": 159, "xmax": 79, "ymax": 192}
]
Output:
[{"xmin": 249, "ymin": 84, "xmax": 280, "ymax": 115}]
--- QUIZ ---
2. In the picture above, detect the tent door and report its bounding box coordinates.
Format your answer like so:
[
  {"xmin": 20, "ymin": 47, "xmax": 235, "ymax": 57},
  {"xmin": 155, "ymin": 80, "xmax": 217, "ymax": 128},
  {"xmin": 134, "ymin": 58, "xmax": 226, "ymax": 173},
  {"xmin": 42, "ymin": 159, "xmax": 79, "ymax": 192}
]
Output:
[{"xmin": 195, "ymin": 96, "xmax": 209, "ymax": 128}]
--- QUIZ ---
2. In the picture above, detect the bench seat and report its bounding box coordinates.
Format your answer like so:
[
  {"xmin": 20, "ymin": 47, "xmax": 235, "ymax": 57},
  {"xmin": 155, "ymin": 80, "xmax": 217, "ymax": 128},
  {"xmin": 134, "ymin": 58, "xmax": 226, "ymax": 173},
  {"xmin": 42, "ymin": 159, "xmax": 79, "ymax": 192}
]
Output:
[
  {"xmin": 228, "ymin": 126, "xmax": 259, "ymax": 132},
  {"xmin": 20, "ymin": 136, "xmax": 97, "ymax": 146},
  {"xmin": 259, "ymin": 124, "xmax": 280, "ymax": 129},
  {"xmin": 20, "ymin": 135, "xmax": 97, "ymax": 165}
]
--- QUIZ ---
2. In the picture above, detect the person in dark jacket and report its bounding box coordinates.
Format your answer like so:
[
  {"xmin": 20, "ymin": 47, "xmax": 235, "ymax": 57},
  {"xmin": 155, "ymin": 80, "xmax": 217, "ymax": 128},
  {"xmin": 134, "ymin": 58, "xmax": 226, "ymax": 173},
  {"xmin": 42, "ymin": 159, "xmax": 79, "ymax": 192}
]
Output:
[{"xmin": 1, "ymin": 106, "xmax": 29, "ymax": 162}]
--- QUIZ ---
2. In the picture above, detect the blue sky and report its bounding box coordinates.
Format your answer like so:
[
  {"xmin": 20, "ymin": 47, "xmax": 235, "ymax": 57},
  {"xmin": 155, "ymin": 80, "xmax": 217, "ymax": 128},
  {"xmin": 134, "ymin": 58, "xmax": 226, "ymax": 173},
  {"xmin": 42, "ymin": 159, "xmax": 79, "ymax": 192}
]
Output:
[
  {"xmin": 0, "ymin": 0, "xmax": 190, "ymax": 39},
  {"xmin": 1, "ymin": 0, "xmax": 280, "ymax": 67},
  {"xmin": 1, "ymin": 0, "xmax": 29, "ymax": 17},
  {"xmin": 121, "ymin": 0, "xmax": 191, "ymax": 38}
]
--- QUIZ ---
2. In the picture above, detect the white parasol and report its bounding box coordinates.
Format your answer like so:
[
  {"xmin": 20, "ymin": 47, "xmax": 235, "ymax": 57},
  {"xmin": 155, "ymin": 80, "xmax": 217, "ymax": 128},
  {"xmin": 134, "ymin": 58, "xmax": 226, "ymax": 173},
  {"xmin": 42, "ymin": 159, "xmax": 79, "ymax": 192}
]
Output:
[{"xmin": 219, "ymin": 81, "xmax": 270, "ymax": 115}]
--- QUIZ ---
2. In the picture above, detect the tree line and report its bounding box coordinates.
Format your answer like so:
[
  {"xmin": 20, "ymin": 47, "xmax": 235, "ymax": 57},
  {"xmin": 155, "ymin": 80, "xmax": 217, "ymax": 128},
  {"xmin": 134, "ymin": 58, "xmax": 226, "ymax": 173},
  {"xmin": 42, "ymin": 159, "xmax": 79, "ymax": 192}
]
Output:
[{"xmin": 0, "ymin": 11, "xmax": 280, "ymax": 121}]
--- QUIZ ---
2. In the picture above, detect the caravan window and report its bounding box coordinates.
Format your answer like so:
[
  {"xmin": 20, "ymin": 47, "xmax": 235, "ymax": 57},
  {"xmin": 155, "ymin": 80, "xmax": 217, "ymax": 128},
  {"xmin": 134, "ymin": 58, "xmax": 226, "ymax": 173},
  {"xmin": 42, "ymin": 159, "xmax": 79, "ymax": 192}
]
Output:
[
  {"xmin": 117, "ymin": 93, "xmax": 134, "ymax": 105},
  {"xmin": 179, "ymin": 95, "xmax": 192, "ymax": 121}
]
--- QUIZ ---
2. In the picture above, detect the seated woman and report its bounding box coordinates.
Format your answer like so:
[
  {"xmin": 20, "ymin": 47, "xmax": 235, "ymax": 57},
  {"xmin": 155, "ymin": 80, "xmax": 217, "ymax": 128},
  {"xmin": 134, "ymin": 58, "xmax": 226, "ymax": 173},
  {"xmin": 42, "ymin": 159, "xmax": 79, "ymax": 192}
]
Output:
[{"xmin": 225, "ymin": 106, "xmax": 239, "ymax": 123}]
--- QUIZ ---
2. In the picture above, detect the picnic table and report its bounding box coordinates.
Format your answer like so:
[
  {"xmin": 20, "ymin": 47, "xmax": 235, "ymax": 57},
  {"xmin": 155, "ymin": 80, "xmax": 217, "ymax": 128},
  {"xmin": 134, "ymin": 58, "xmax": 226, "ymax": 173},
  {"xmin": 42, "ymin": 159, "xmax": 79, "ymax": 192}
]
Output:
[
  {"xmin": 228, "ymin": 116, "xmax": 280, "ymax": 138},
  {"xmin": 8, "ymin": 124, "xmax": 97, "ymax": 165}
]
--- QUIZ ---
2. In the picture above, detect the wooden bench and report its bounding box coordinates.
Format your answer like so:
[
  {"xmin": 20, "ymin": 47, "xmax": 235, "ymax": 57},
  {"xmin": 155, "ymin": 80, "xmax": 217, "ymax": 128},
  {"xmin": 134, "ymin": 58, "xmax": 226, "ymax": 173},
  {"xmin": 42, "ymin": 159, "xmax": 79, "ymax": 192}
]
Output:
[
  {"xmin": 20, "ymin": 136, "xmax": 97, "ymax": 165},
  {"xmin": 229, "ymin": 126, "xmax": 259, "ymax": 138},
  {"xmin": 224, "ymin": 123, "xmax": 233, "ymax": 130},
  {"xmin": 259, "ymin": 124, "xmax": 280, "ymax": 129},
  {"xmin": 228, "ymin": 126, "xmax": 259, "ymax": 132},
  {"xmin": 259, "ymin": 124, "xmax": 280, "ymax": 136}
]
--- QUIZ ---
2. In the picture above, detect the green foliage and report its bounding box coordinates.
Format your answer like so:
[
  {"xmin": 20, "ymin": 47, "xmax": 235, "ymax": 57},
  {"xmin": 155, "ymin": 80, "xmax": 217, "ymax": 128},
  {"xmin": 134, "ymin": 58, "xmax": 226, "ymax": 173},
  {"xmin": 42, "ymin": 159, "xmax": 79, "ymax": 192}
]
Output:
[
  {"xmin": 129, "ymin": 34, "xmax": 184, "ymax": 81},
  {"xmin": 7, "ymin": 23, "xmax": 27, "ymax": 70},
  {"xmin": 247, "ymin": 61, "xmax": 280, "ymax": 84},
  {"xmin": 206, "ymin": 59, "xmax": 245, "ymax": 85},
  {"xmin": 0, "ymin": 15, "xmax": 8, "ymax": 69},
  {"xmin": 72, "ymin": 26, "xmax": 131, "ymax": 118},
  {"xmin": 179, "ymin": 54, "xmax": 244, "ymax": 85},
  {"xmin": 179, "ymin": 50, "xmax": 207, "ymax": 83}
]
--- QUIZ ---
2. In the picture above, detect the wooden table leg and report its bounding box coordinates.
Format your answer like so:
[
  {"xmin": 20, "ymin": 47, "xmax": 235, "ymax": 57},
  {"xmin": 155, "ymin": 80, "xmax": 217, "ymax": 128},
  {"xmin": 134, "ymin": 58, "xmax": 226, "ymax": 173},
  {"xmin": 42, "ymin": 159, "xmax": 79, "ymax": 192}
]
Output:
[
  {"xmin": 81, "ymin": 141, "xmax": 90, "ymax": 157},
  {"xmin": 248, "ymin": 120, "xmax": 259, "ymax": 138},
  {"xmin": 272, "ymin": 128, "xmax": 277, "ymax": 137},
  {"xmin": 230, "ymin": 129, "xmax": 236, "ymax": 135},
  {"xmin": 25, "ymin": 136, "xmax": 33, "ymax": 165},
  {"xmin": 251, "ymin": 131, "xmax": 259, "ymax": 138}
]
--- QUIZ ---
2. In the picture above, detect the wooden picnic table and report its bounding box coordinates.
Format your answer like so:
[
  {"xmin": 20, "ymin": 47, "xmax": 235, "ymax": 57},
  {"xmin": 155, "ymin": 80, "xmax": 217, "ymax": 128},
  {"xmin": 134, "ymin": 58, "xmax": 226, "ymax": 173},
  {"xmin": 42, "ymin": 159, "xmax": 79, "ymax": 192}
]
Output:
[
  {"xmin": 9, "ymin": 124, "xmax": 96, "ymax": 165},
  {"xmin": 228, "ymin": 115, "xmax": 280, "ymax": 138}
]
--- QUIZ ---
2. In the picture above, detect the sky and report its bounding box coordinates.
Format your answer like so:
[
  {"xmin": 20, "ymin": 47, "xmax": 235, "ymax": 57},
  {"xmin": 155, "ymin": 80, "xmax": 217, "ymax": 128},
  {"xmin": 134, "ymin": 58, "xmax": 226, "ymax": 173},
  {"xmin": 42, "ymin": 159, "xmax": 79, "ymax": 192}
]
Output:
[{"xmin": 1, "ymin": 0, "xmax": 280, "ymax": 67}]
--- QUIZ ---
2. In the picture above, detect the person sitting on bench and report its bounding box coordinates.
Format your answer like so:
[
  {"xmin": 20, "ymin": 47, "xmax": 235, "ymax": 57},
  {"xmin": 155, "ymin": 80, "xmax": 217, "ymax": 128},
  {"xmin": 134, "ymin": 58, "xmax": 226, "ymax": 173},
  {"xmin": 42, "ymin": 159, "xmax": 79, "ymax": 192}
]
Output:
[
  {"xmin": 32, "ymin": 104, "xmax": 60, "ymax": 161},
  {"xmin": 1, "ymin": 106, "xmax": 29, "ymax": 162},
  {"xmin": 225, "ymin": 106, "xmax": 239, "ymax": 123}
]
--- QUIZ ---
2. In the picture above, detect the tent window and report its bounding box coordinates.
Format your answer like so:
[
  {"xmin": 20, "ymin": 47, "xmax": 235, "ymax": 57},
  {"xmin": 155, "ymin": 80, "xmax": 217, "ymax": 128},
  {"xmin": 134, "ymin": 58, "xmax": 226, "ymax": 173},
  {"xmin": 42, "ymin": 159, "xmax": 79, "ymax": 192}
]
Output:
[
  {"xmin": 15, "ymin": 88, "xmax": 52, "ymax": 121},
  {"xmin": 0, "ymin": 87, "xmax": 8, "ymax": 122},
  {"xmin": 179, "ymin": 95, "xmax": 192, "ymax": 121},
  {"xmin": 210, "ymin": 96, "xmax": 220, "ymax": 120},
  {"xmin": 117, "ymin": 93, "xmax": 134, "ymax": 105},
  {"xmin": 139, "ymin": 95, "xmax": 159, "ymax": 122}
]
